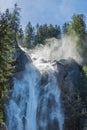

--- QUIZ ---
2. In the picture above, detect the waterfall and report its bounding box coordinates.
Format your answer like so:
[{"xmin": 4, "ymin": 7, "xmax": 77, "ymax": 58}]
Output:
[{"xmin": 6, "ymin": 53, "xmax": 64, "ymax": 130}]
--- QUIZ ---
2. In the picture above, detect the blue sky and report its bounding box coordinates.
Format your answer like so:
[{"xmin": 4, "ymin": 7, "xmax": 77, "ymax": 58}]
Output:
[{"xmin": 0, "ymin": 0, "xmax": 87, "ymax": 29}]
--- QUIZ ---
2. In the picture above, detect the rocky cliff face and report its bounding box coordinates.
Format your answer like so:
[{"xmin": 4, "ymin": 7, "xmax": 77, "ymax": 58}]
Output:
[
  {"xmin": 2, "ymin": 49, "xmax": 87, "ymax": 130},
  {"xmin": 56, "ymin": 58, "xmax": 87, "ymax": 130},
  {"xmin": 15, "ymin": 46, "xmax": 31, "ymax": 72}
]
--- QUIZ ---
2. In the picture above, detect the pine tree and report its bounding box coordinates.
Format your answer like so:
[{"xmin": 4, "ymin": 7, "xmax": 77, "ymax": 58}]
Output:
[
  {"xmin": 66, "ymin": 14, "xmax": 86, "ymax": 36},
  {"xmin": 62, "ymin": 22, "xmax": 70, "ymax": 35},
  {"xmin": 25, "ymin": 22, "xmax": 34, "ymax": 48},
  {"xmin": 0, "ymin": 7, "xmax": 19, "ymax": 125},
  {"xmin": 10, "ymin": 3, "xmax": 21, "ymax": 47}
]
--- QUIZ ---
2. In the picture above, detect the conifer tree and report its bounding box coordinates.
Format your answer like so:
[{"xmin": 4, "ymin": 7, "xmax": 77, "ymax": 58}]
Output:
[
  {"xmin": 25, "ymin": 22, "xmax": 34, "ymax": 48},
  {"xmin": 0, "ymin": 4, "xmax": 21, "ymax": 125}
]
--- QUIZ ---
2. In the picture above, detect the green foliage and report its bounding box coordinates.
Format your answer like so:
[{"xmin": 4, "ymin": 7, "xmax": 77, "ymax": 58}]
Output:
[
  {"xmin": 80, "ymin": 66, "xmax": 87, "ymax": 100},
  {"xmin": 34, "ymin": 24, "xmax": 61, "ymax": 45},
  {"xmin": 10, "ymin": 4, "xmax": 20, "ymax": 33},
  {"xmin": 83, "ymin": 66, "xmax": 87, "ymax": 76},
  {"xmin": 62, "ymin": 22, "xmax": 70, "ymax": 34},
  {"xmin": 35, "ymin": 24, "xmax": 46, "ymax": 44},
  {"xmin": 63, "ymin": 14, "xmax": 87, "ymax": 65},
  {"xmin": 0, "ymin": 4, "xmax": 22, "ymax": 125},
  {"xmin": 24, "ymin": 22, "xmax": 34, "ymax": 48},
  {"xmin": 7, "ymin": 3, "xmax": 23, "ymax": 47},
  {"xmin": 66, "ymin": 14, "xmax": 86, "ymax": 37},
  {"xmin": 71, "ymin": 14, "xmax": 86, "ymax": 36},
  {"xmin": 23, "ymin": 23, "xmax": 61, "ymax": 47}
]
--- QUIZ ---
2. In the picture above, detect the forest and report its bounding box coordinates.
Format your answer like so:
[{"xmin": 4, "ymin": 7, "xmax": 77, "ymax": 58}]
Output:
[{"xmin": 0, "ymin": 4, "xmax": 87, "ymax": 126}]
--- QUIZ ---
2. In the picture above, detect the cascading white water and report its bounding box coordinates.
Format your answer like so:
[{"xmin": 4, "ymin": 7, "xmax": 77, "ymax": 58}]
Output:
[
  {"xmin": 6, "ymin": 49, "xmax": 64, "ymax": 130},
  {"xmin": 6, "ymin": 63, "xmax": 41, "ymax": 130}
]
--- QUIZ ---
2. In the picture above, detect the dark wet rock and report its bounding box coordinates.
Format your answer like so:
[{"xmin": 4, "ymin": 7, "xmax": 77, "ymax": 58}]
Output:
[
  {"xmin": 8, "ymin": 47, "xmax": 32, "ymax": 96},
  {"xmin": 55, "ymin": 58, "xmax": 87, "ymax": 130},
  {"xmin": 40, "ymin": 72, "xmax": 48, "ymax": 86},
  {"xmin": 56, "ymin": 58, "xmax": 81, "ymax": 91},
  {"xmin": 15, "ymin": 47, "xmax": 32, "ymax": 72},
  {"xmin": 0, "ymin": 124, "xmax": 6, "ymax": 130},
  {"xmin": 47, "ymin": 119, "xmax": 59, "ymax": 130}
]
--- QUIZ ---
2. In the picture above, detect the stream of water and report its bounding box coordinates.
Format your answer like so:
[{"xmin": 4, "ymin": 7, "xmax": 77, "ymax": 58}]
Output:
[{"xmin": 6, "ymin": 53, "xmax": 64, "ymax": 130}]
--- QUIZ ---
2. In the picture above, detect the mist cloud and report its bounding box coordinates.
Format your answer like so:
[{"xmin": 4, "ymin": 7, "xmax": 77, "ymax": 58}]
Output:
[{"xmin": 19, "ymin": 36, "xmax": 82, "ymax": 65}]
